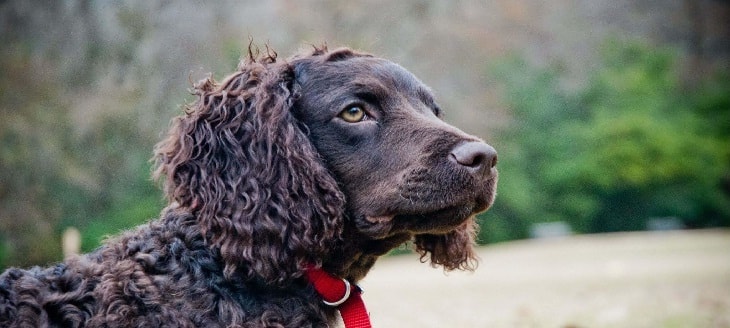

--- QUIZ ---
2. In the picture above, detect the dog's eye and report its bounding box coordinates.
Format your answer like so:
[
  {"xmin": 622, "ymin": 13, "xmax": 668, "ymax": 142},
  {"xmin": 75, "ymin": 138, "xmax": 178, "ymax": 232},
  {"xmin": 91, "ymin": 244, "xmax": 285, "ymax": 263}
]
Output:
[{"xmin": 339, "ymin": 105, "xmax": 367, "ymax": 123}]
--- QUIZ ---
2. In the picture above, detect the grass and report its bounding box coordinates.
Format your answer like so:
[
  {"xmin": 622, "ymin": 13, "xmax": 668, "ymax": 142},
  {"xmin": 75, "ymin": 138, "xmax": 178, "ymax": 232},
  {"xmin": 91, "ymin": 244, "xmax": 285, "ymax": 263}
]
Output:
[{"xmin": 361, "ymin": 229, "xmax": 730, "ymax": 328}]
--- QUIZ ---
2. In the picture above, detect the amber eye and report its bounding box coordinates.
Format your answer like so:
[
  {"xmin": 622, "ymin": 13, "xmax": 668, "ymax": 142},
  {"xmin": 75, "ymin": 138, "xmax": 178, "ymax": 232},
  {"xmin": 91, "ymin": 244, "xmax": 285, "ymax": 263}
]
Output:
[{"xmin": 339, "ymin": 105, "xmax": 366, "ymax": 123}]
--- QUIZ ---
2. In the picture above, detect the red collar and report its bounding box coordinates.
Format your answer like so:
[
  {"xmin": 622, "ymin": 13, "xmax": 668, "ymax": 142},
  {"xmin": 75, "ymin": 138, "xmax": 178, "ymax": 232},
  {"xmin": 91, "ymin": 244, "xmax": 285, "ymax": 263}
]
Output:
[{"xmin": 305, "ymin": 266, "xmax": 372, "ymax": 328}]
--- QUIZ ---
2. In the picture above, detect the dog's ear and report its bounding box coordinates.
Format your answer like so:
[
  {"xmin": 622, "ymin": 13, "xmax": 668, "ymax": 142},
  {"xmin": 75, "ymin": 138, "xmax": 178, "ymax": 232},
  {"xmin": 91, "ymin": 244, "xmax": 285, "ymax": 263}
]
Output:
[
  {"xmin": 154, "ymin": 57, "xmax": 345, "ymax": 285},
  {"xmin": 413, "ymin": 217, "xmax": 479, "ymax": 271}
]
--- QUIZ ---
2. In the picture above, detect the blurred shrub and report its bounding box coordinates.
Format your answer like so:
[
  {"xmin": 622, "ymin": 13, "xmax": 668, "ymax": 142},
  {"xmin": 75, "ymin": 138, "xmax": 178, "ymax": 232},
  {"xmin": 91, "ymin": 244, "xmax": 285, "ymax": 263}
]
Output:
[
  {"xmin": 1, "ymin": 49, "xmax": 69, "ymax": 268},
  {"xmin": 479, "ymin": 40, "xmax": 730, "ymax": 243},
  {"xmin": 0, "ymin": 48, "xmax": 162, "ymax": 269},
  {"xmin": 69, "ymin": 115, "xmax": 164, "ymax": 253}
]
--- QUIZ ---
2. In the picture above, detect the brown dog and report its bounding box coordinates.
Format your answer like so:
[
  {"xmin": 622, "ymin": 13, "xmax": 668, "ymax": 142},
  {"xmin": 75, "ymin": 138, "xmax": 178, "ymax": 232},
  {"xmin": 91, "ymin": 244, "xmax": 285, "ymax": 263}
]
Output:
[{"xmin": 0, "ymin": 46, "xmax": 497, "ymax": 327}]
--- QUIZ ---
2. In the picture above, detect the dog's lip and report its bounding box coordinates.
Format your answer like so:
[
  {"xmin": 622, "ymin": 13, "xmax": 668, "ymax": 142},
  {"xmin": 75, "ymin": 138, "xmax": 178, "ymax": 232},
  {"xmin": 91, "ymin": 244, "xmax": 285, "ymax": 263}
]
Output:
[
  {"xmin": 364, "ymin": 214, "xmax": 395, "ymax": 224},
  {"xmin": 357, "ymin": 214, "xmax": 396, "ymax": 239},
  {"xmin": 359, "ymin": 204, "xmax": 474, "ymax": 237},
  {"xmin": 357, "ymin": 175, "xmax": 498, "ymax": 237}
]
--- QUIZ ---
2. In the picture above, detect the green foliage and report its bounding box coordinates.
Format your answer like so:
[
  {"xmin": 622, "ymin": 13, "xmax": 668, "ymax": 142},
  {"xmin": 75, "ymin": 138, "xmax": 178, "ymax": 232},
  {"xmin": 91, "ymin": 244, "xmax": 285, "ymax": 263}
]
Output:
[
  {"xmin": 0, "ymin": 48, "xmax": 69, "ymax": 267},
  {"xmin": 69, "ymin": 115, "xmax": 164, "ymax": 252},
  {"xmin": 81, "ymin": 197, "xmax": 162, "ymax": 252},
  {"xmin": 0, "ymin": 239, "xmax": 6, "ymax": 268},
  {"xmin": 0, "ymin": 46, "xmax": 162, "ymax": 269},
  {"xmin": 482, "ymin": 41, "xmax": 730, "ymax": 242}
]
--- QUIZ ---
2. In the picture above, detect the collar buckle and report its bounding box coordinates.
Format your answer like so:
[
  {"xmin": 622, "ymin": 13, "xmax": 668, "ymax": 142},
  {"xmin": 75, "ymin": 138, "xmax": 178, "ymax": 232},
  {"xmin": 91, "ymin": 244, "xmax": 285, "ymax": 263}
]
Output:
[{"xmin": 321, "ymin": 277, "xmax": 351, "ymax": 306}]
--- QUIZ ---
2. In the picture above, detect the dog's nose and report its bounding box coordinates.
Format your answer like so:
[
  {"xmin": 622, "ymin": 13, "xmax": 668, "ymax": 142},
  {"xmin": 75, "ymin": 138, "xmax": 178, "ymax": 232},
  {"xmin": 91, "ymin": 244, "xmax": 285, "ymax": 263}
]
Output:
[{"xmin": 449, "ymin": 141, "xmax": 497, "ymax": 174}]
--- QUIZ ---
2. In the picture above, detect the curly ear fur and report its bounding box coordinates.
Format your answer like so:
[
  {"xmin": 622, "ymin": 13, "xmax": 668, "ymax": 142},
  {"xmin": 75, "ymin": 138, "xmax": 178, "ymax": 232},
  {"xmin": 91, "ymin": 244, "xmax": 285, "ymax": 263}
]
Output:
[
  {"xmin": 153, "ymin": 54, "xmax": 345, "ymax": 285},
  {"xmin": 414, "ymin": 217, "xmax": 479, "ymax": 271}
]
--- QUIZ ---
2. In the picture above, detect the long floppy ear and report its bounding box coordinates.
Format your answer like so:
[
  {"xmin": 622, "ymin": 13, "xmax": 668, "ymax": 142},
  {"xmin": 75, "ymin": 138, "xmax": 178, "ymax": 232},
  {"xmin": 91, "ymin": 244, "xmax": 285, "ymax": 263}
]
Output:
[
  {"xmin": 414, "ymin": 217, "xmax": 479, "ymax": 271},
  {"xmin": 153, "ymin": 54, "xmax": 345, "ymax": 285}
]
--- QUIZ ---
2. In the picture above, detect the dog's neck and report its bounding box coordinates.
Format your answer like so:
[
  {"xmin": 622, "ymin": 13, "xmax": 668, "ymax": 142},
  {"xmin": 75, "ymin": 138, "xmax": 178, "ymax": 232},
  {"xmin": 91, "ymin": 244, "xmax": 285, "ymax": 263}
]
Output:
[
  {"xmin": 169, "ymin": 202, "xmax": 411, "ymax": 284},
  {"xmin": 322, "ymin": 228, "xmax": 412, "ymax": 282}
]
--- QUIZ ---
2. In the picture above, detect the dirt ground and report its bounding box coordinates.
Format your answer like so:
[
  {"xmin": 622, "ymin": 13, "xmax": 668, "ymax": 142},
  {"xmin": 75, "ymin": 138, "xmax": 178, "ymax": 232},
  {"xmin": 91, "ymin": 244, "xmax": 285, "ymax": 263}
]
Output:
[{"xmin": 357, "ymin": 229, "xmax": 730, "ymax": 328}]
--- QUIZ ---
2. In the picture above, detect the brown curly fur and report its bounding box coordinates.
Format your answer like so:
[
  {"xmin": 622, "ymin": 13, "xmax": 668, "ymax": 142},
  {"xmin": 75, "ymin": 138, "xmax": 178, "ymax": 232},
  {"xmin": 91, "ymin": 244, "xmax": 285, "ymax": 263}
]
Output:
[
  {"xmin": 0, "ymin": 45, "xmax": 497, "ymax": 327},
  {"xmin": 153, "ymin": 48, "xmax": 345, "ymax": 286}
]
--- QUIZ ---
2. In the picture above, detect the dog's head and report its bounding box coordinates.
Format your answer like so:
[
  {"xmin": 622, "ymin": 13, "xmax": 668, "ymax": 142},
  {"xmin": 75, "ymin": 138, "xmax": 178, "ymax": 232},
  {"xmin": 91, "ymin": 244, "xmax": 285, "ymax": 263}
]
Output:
[
  {"xmin": 290, "ymin": 48, "xmax": 498, "ymax": 271},
  {"xmin": 154, "ymin": 46, "xmax": 497, "ymax": 284}
]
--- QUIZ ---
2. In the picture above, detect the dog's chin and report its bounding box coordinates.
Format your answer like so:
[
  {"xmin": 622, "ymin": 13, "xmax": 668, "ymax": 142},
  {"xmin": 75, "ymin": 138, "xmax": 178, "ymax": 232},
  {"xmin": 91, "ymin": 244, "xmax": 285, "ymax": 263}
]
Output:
[
  {"xmin": 355, "ymin": 176, "xmax": 497, "ymax": 239},
  {"xmin": 357, "ymin": 204, "xmax": 481, "ymax": 239}
]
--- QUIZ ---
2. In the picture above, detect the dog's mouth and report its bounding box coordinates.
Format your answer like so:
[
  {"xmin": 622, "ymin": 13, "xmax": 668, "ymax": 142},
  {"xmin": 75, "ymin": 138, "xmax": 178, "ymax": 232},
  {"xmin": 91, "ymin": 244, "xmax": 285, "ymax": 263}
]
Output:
[
  {"xmin": 358, "ymin": 201, "xmax": 489, "ymax": 239},
  {"xmin": 353, "ymin": 162, "xmax": 498, "ymax": 239}
]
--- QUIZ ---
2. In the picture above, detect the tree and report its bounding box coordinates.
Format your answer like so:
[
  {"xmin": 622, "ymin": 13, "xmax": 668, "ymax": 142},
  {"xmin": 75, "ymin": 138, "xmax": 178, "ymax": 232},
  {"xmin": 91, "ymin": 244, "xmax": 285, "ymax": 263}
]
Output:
[{"xmin": 480, "ymin": 40, "xmax": 730, "ymax": 243}]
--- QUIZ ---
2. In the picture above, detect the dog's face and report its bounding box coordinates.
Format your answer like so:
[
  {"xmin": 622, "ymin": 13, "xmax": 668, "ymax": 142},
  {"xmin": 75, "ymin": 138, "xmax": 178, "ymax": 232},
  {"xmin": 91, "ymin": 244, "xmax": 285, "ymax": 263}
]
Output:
[
  {"xmin": 155, "ymin": 47, "xmax": 497, "ymax": 281},
  {"xmin": 292, "ymin": 52, "xmax": 498, "ymax": 240}
]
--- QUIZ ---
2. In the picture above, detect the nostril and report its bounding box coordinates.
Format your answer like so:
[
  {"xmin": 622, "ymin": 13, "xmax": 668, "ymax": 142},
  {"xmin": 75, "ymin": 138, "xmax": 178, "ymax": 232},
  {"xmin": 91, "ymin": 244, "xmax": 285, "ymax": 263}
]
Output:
[{"xmin": 450, "ymin": 141, "xmax": 498, "ymax": 170}]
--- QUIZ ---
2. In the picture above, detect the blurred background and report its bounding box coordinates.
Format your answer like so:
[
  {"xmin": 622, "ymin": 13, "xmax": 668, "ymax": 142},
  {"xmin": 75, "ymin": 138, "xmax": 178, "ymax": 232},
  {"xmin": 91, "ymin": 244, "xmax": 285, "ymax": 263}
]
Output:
[{"xmin": 1, "ymin": 0, "xmax": 729, "ymax": 326}]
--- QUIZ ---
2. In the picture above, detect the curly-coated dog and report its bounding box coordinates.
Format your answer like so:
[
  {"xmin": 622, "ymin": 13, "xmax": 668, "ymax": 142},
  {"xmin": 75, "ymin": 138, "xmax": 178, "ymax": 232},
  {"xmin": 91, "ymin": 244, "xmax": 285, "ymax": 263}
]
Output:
[{"xmin": 0, "ymin": 46, "xmax": 497, "ymax": 327}]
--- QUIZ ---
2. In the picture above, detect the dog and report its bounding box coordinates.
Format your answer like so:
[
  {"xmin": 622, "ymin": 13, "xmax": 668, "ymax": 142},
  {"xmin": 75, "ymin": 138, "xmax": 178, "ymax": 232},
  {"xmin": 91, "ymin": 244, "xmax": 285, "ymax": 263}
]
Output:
[{"xmin": 0, "ymin": 46, "xmax": 497, "ymax": 327}]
